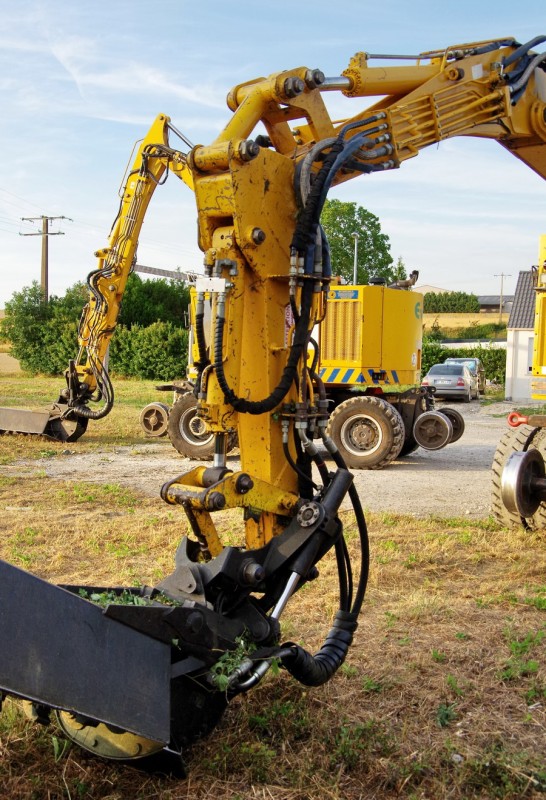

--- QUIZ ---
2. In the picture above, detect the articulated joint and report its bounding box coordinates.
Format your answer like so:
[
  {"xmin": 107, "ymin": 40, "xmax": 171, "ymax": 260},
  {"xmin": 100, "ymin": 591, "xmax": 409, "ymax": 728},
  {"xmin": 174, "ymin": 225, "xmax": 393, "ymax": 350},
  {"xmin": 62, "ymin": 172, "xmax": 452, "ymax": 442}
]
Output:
[{"xmin": 188, "ymin": 139, "xmax": 259, "ymax": 172}]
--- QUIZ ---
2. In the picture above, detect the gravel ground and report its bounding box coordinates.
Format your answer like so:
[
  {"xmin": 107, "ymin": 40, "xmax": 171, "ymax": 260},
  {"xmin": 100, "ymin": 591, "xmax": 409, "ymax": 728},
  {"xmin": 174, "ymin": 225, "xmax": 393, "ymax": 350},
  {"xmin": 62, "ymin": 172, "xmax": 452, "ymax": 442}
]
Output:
[{"xmin": 1, "ymin": 399, "xmax": 517, "ymax": 520}]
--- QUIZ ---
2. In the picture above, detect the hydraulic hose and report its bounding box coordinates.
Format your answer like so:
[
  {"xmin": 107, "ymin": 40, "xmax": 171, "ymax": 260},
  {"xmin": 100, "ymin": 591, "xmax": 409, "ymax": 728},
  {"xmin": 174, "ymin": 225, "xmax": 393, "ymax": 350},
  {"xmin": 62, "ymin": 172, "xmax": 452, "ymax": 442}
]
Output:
[
  {"xmin": 214, "ymin": 283, "xmax": 313, "ymax": 414},
  {"xmin": 509, "ymin": 51, "xmax": 546, "ymax": 95},
  {"xmin": 503, "ymin": 36, "xmax": 546, "ymax": 68},
  {"xmin": 281, "ymin": 609, "xmax": 359, "ymax": 686}
]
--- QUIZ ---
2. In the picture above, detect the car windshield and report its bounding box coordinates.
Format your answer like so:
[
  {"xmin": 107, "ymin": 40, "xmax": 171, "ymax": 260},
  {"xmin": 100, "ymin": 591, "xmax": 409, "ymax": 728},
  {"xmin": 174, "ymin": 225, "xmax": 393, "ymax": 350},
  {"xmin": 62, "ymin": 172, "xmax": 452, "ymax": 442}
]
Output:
[
  {"xmin": 448, "ymin": 358, "xmax": 477, "ymax": 369},
  {"xmin": 428, "ymin": 364, "xmax": 464, "ymax": 376}
]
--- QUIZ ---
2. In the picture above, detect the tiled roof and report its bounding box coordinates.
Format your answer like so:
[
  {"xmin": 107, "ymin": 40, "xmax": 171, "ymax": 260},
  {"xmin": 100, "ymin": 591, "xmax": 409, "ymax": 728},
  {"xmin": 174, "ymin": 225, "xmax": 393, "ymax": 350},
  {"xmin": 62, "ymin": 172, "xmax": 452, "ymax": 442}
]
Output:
[{"xmin": 508, "ymin": 271, "xmax": 535, "ymax": 330}]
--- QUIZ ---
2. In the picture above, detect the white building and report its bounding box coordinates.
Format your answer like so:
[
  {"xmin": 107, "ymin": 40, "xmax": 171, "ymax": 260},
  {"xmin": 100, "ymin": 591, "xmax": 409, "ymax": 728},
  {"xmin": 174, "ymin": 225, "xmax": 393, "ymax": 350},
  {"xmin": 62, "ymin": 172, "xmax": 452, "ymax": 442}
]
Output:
[{"xmin": 505, "ymin": 271, "xmax": 535, "ymax": 402}]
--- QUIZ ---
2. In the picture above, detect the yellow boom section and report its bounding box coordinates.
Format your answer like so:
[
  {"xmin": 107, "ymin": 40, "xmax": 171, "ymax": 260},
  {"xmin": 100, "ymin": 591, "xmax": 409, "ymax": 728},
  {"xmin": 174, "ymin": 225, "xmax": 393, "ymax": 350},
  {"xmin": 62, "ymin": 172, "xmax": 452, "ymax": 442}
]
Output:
[
  {"xmin": 530, "ymin": 235, "xmax": 546, "ymax": 400},
  {"xmin": 70, "ymin": 115, "xmax": 192, "ymax": 407}
]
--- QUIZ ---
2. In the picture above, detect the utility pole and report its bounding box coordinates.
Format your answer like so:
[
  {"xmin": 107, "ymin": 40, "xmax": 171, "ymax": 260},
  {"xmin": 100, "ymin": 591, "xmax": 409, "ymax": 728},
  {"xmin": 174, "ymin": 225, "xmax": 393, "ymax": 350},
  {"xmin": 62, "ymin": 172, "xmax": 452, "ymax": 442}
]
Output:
[
  {"xmin": 20, "ymin": 215, "xmax": 72, "ymax": 301},
  {"xmin": 351, "ymin": 231, "xmax": 360, "ymax": 285},
  {"xmin": 494, "ymin": 272, "xmax": 511, "ymax": 325}
]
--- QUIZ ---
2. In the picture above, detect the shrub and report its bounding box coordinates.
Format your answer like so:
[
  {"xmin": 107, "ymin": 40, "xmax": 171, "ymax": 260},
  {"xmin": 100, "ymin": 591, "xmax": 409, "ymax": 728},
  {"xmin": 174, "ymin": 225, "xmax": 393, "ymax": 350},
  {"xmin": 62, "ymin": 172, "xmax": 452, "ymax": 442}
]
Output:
[
  {"xmin": 129, "ymin": 323, "xmax": 188, "ymax": 380},
  {"xmin": 2, "ymin": 281, "xmax": 189, "ymax": 381}
]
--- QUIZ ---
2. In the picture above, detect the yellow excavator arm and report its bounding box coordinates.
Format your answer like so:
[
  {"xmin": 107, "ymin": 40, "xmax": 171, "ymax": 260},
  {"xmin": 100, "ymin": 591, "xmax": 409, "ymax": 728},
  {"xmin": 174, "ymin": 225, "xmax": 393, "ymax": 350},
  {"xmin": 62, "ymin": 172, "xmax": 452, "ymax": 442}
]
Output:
[
  {"xmin": 175, "ymin": 36, "xmax": 546, "ymax": 548},
  {"xmin": 61, "ymin": 115, "xmax": 193, "ymax": 428}
]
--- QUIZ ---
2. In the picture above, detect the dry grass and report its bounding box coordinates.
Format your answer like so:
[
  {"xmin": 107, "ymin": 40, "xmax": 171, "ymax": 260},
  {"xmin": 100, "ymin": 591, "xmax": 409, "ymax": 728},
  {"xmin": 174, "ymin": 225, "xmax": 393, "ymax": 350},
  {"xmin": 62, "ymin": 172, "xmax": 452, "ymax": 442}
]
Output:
[{"xmin": 0, "ymin": 471, "xmax": 546, "ymax": 799}]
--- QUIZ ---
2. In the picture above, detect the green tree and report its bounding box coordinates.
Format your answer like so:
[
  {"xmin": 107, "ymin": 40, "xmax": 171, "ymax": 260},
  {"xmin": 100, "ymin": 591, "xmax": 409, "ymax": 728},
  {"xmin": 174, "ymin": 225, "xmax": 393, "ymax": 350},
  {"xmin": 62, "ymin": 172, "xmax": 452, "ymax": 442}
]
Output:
[
  {"xmin": 2, "ymin": 283, "xmax": 53, "ymax": 372},
  {"xmin": 321, "ymin": 199, "xmax": 401, "ymax": 285},
  {"xmin": 118, "ymin": 273, "xmax": 190, "ymax": 328},
  {"xmin": 2, "ymin": 275, "xmax": 190, "ymax": 377}
]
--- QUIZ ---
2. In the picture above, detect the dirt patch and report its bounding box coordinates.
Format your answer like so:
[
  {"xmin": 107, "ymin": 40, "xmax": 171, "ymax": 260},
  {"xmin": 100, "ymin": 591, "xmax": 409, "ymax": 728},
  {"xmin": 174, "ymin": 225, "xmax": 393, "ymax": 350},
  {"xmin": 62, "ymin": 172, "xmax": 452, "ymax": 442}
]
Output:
[
  {"xmin": 0, "ymin": 400, "xmax": 517, "ymax": 519},
  {"xmin": 0, "ymin": 353, "xmax": 21, "ymax": 373}
]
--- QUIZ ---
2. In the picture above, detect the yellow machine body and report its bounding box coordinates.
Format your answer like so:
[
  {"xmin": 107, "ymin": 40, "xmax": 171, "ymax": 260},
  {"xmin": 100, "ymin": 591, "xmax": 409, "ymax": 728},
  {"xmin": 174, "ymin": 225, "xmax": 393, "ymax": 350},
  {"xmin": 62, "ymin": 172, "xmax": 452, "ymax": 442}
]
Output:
[
  {"xmin": 530, "ymin": 235, "xmax": 546, "ymax": 400},
  {"xmin": 319, "ymin": 285, "xmax": 423, "ymax": 389}
]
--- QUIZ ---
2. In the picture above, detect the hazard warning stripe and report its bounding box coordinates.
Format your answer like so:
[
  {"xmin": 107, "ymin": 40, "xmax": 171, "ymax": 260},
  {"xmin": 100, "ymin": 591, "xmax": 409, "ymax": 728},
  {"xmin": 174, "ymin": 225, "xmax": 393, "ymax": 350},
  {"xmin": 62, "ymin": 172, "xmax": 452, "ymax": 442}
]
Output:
[{"xmin": 318, "ymin": 368, "xmax": 401, "ymax": 385}]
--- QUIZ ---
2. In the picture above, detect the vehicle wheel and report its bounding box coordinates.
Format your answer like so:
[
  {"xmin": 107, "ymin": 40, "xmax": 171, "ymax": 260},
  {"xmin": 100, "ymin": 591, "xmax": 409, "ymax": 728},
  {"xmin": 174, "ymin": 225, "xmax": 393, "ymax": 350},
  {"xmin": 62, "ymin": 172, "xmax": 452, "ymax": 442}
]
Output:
[
  {"xmin": 464, "ymin": 387, "xmax": 472, "ymax": 403},
  {"xmin": 491, "ymin": 425, "xmax": 546, "ymax": 529},
  {"xmin": 167, "ymin": 393, "xmax": 237, "ymax": 459},
  {"xmin": 139, "ymin": 402, "xmax": 170, "ymax": 437},
  {"xmin": 398, "ymin": 435, "xmax": 419, "ymax": 457},
  {"xmin": 412, "ymin": 411, "xmax": 453, "ymax": 451},
  {"xmin": 440, "ymin": 407, "xmax": 465, "ymax": 443},
  {"xmin": 326, "ymin": 396, "xmax": 404, "ymax": 469}
]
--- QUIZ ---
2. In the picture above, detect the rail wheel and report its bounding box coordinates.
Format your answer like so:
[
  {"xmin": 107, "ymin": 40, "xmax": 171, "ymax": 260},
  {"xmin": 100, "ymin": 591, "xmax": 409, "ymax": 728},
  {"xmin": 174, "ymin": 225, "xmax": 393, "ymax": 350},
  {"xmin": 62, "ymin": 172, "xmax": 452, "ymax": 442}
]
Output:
[
  {"xmin": 326, "ymin": 396, "xmax": 404, "ymax": 469},
  {"xmin": 412, "ymin": 410, "xmax": 453, "ymax": 451},
  {"xmin": 167, "ymin": 393, "xmax": 237, "ymax": 459},
  {"xmin": 491, "ymin": 425, "xmax": 546, "ymax": 529},
  {"xmin": 139, "ymin": 402, "xmax": 170, "ymax": 437},
  {"xmin": 440, "ymin": 407, "xmax": 465, "ymax": 443}
]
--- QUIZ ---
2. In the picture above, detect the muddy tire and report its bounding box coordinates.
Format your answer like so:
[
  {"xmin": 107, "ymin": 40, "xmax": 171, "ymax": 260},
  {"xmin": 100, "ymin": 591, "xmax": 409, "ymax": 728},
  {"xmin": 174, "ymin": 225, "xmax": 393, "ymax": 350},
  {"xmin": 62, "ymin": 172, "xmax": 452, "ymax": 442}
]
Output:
[
  {"xmin": 167, "ymin": 393, "xmax": 237, "ymax": 460},
  {"xmin": 326, "ymin": 396, "xmax": 404, "ymax": 469},
  {"xmin": 491, "ymin": 425, "xmax": 546, "ymax": 530}
]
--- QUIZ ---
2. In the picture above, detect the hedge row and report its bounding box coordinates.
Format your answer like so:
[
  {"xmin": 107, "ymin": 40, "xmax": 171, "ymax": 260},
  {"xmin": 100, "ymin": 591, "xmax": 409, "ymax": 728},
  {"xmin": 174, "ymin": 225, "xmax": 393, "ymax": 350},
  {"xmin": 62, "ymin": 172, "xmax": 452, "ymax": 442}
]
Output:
[
  {"xmin": 423, "ymin": 291, "xmax": 480, "ymax": 313},
  {"xmin": 1, "ymin": 281, "xmax": 190, "ymax": 381},
  {"xmin": 4, "ymin": 314, "xmax": 188, "ymax": 382}
]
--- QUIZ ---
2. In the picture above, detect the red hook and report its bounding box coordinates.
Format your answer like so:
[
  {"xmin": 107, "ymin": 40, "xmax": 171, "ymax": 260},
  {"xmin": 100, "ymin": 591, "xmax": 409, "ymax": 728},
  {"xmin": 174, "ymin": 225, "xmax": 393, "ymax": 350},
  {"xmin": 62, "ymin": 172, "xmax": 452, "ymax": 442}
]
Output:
[{"xmin": 507, "ymin": 411, "xmax": 529, "ymax": 427}]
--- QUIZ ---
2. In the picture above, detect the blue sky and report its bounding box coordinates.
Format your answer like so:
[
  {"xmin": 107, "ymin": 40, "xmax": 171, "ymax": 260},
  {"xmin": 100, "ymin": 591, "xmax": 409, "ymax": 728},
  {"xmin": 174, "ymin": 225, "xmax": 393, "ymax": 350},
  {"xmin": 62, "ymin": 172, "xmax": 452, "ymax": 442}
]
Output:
[{"xmin": 0, "ymin": 0, "xmax": 544, "ymax": 307}]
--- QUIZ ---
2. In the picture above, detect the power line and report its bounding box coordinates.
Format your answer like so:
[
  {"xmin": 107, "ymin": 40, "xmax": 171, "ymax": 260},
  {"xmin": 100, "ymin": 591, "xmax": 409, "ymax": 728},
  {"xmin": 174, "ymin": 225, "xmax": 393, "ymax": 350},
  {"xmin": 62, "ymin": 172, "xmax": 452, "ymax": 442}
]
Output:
[
  {"xmin": 0, "ymin": 187, "xmax": 43, "ymax": 209},
  {"xmin": 20, "ymin": 215, "xmax": 72, "ymax": 301}
]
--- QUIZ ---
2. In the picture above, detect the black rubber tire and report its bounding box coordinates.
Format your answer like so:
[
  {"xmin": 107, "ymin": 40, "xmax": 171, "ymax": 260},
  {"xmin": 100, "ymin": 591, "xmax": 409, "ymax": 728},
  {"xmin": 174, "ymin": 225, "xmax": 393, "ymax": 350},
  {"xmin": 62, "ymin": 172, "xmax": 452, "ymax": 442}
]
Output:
[
  {"xmin": 440, "ymin": 407, "xmax": 465, "ymax": 444},
  {"xmin": 491, "ymin": 425, "xmax": 546, "ymax": 530},
  {"xmin": 398, "ymin": 435, "xmax": 420, "ymax": 457},
  {"xmin": 167, "ymin": 393, "xmax": 237, "ymax": 460},
  {"xmin": 464, "ymin": 387, "xmax": 472, "ymax": 403},
  {"xmin": 326, "ymin": 396, "xmax": 405, "ymax": 469}
]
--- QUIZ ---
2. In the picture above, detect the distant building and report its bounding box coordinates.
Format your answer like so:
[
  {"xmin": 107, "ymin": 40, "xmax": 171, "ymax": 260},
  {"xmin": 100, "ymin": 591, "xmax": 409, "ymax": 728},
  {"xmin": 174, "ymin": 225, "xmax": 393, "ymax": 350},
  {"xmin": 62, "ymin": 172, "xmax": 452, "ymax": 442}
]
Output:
[
  {"xmin": 477, "ymin": 295, "xmax": 514, "ymax": 314},
  {"xmin": 505, "ymin": 271, "xmax": 535, "ymax": 402}
]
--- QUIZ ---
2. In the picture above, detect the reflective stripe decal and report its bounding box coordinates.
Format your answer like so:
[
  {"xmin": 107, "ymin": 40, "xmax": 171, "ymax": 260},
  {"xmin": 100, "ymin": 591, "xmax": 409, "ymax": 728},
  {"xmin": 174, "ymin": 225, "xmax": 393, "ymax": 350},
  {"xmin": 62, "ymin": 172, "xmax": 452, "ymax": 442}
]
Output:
[{"xmin": 319, "ymin": 367, "xmax": 401, "ymax": 385}]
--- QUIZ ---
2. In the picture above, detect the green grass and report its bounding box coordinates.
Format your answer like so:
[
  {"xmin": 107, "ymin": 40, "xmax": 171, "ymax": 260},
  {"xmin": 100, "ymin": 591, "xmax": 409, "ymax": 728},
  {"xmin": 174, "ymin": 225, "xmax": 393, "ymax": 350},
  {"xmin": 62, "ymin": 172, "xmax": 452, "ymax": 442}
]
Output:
[{"xmin": 0, "ymin": 374, "xmax": 171, "ymax": 462}]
